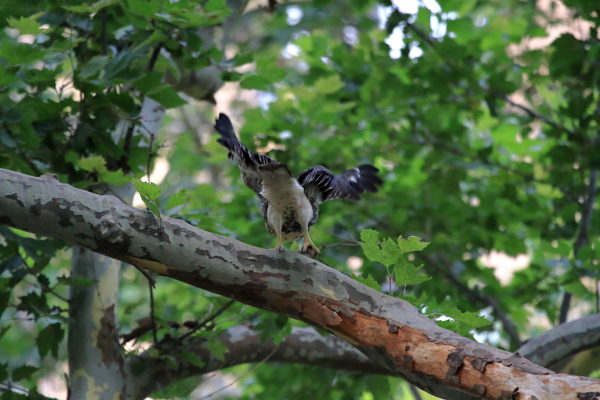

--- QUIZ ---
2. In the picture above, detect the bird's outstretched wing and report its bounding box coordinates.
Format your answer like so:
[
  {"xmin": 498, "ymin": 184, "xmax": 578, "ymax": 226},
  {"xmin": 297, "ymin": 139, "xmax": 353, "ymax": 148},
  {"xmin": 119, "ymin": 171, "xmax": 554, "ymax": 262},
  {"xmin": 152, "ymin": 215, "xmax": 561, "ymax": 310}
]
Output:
[
  {"xmin": 298, "ymin": 164, "xmax": 383, "ymax": 203},
  {"xmin": 214, "ymin": 113, "xmax": 276, "ymax": 195}
]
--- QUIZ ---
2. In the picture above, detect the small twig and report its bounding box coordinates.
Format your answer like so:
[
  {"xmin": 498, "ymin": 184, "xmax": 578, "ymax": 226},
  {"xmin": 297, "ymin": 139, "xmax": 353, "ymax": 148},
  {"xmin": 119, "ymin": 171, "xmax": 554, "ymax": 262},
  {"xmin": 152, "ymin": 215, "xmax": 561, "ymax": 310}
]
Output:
[
  {"xmin": 503, "ymin": 95, "xmax": 576, "ymax": 136},
  {"xmin": 149, "ymin": 278, "xmax": 158, "ymax": 344},
  {"xmin": 321, "ymin": 242, "xmax": 361, "ymax": 250},
  {"xmin": 178, "ymin": 299, "xmax": 236, "ymax": 342},
  {"xmin": 145, "ymin": 133, "xmax": 155, "ymax": 179},
  {"xmin": 559, "ymin": 169, "xmax": 597, "ymax": 324},
  {"xmin": 197, "ymin": 342, "xmax": 280, "ymax": 400},
  {"xmin": 147, "ymin": 44, "xmax": 162, "ymax": 72},
  {"xmin": 0, "ymin": 383, "xmax": 29, "ymax": 396}
]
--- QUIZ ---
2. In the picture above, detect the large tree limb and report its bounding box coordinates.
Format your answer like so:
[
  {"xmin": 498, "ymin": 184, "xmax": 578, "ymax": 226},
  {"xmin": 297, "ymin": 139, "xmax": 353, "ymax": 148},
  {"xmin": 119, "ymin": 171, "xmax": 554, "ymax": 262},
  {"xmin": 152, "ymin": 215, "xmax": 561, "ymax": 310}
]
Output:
[
  {"xmin": 1, "ymin": 168, "xmax": 600, "ymax": 399},
  {"xmin": 518, "ymin": 313, "xmax": 600, "ymax": 371},
  {"xmin": 127, "ymin": 325, "xmax": 392, "ymax": 399},
  {"xmin": 126, "ymin": 314, "xmax": 600, "ymax": 398}
]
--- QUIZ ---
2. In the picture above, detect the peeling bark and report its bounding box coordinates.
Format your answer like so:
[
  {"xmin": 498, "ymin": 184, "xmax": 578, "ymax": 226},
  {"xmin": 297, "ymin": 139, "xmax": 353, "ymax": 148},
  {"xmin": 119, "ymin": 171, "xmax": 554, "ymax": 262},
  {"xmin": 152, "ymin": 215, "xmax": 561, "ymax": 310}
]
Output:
[{"xmin": 2, "ymin": 168, "xmax": 600, "ymax": 399}]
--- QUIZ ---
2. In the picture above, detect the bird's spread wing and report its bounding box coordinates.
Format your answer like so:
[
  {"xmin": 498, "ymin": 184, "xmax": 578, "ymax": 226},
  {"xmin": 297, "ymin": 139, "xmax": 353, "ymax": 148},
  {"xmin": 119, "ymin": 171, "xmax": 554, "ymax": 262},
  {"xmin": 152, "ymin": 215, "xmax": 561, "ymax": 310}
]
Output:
[
  {"xmin": 298, "ymin": 164, "xmax": 383, "ymax": 203},
  {"xmin": 214, "ymin": 113, "xmax": 276, "ymax": 195}
]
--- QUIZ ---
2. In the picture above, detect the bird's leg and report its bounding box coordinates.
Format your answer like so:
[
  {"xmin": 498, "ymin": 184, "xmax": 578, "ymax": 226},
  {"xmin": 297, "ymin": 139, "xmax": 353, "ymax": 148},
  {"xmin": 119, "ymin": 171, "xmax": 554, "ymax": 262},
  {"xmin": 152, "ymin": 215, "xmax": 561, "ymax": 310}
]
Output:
[
  {"xmin": 273, "ymin": 234, "xmax": 285, "ymax": 253},
  {"xmin": 301, "ymin": 230, "xmax": 320, "ymax": 257},
  {"xmin": 272, "ymin": 225, "xmax": 285, "ymax": 253}
]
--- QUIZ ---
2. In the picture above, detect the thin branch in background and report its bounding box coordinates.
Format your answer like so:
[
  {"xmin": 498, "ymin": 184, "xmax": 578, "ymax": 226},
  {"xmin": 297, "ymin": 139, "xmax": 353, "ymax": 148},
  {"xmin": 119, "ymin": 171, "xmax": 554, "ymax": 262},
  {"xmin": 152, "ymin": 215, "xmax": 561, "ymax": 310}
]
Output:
[
  {"xmin": 0, "ymin": 383, "xmax": 29, "ymax": 396},
  {"xmin": 503, "ymin": 95, "xmax": 576, "ymax": 136},
  {"xmin": 149, "ymin": 278, "xmax": 158, "ymax": 344},
  {"xmin": 418, "ymin": 253, "xmax": 522, "ymax": 348},
  {"xmin": 147, "ymin": 44, "xmax": 162, "ymax": 72},
  {"xmin": 177, "ymin": 299, "xmax": 236, "ymax": 342},
  {"xmin": 559, "ymin": 169, "xmax": 597, "ymax": 324},
  {"xmin": 197, "ymin": 343, "xmax": 281, "ymax": 400}
]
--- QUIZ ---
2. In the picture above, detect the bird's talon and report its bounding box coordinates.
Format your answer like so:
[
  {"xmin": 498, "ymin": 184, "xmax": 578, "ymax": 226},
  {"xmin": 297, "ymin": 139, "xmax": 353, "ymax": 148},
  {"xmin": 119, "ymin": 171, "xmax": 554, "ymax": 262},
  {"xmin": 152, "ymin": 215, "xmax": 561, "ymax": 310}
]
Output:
[{"xmin": 301, "ymin": 244, "xmax": 320, "ymax": 258}]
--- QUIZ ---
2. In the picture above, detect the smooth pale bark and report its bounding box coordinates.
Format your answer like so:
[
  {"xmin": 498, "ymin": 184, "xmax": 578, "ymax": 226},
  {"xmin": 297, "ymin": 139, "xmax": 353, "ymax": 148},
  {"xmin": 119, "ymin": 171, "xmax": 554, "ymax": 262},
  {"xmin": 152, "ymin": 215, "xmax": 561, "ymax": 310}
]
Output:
[
  {"xmin": 68, "ymin": 248, "xmax": 125, "ymax": 400},
  {"xmin": 2, "ymin": 169, "xmax": 600, "ymax": 399}
]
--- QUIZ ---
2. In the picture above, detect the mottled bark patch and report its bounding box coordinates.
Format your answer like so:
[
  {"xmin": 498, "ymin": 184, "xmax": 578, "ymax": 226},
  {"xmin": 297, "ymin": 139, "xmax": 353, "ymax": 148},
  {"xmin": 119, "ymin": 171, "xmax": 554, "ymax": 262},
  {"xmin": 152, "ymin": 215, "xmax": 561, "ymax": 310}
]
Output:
[
  {"xmin": 446, "ymin": 349, "xmax": 464, "ymax": 384},
  {"xmin": 499, "ymin": 387, "xmax": 519, "ymax": 400},
  {"xmin": 471, "ymin": 357, "xmax": 490, "ymax": 372},
  {"xmin": 472, "ymin": 384, "xmax": 486, "ymax": 395},
  {"xmin": 246, "ymin": 270, "xmax": 291, "ymax": 282},
  {"xmin": 5, "ymin": 193, "xmax": 24, "ymax": 207},
  {"xmin": 578, "ymin": 393, "xmax": 600, "ymax": 400},
  {"xmin": 131, "ymin": 219, "xmax": 171, "ymax": 243},
  {"xmin": 97, "ymin": 304, "xmax": 121, "ymax": 366},
  {"xmin": 302, "ymin": 278, "xmax": 314, "ymax": 286},
  {"xmin": 501, "ymin": 353, "xmax": 549, "ymax": 374},
  {"xmin": 342, "ymin": 281, "xmax": 377, "ymax": 309},
  {"xmin": 387, "ymin": 321, "xmax": 399, "ymax": 334}
]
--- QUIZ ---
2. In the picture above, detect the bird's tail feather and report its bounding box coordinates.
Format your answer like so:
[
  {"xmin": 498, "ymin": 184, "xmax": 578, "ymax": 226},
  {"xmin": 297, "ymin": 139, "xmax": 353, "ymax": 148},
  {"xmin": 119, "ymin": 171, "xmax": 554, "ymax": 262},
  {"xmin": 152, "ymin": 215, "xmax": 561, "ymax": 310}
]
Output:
[{"xmin": 214, "ymin": 113, "xmax": 238, "ymax": 149}]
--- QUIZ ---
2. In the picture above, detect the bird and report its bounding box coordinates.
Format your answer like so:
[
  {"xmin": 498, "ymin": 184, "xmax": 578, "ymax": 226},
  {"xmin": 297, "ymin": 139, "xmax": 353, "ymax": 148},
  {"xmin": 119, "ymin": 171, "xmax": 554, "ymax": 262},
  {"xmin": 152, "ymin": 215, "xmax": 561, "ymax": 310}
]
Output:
[{"xmin": 213, "ymin": 113, "xmax": 383, "ymax": 256}]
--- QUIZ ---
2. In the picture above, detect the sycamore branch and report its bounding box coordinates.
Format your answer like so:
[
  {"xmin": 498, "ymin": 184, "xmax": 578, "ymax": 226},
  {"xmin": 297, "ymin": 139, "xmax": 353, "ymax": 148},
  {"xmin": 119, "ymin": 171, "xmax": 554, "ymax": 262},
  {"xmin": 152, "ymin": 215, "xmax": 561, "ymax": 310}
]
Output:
[
  {"xmin": 128, "ymin": 325, "xmax": 391, "ymax": 399},
  {"xmin": 519, "ymin": 313, "xmax": 600, "ymax": 371},
  {"xmin": 1, "ymin": 168, "xmax": 600, "ymax": 399},
  {"xmin": 125, "ymin": 313, "xmax": 600, "ymax": 399}
]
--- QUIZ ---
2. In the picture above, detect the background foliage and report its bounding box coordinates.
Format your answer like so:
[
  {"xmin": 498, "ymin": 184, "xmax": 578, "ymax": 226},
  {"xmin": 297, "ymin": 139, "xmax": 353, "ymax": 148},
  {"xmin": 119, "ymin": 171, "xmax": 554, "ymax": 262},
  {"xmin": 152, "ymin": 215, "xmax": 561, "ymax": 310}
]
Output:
[{"xmin": 0, "ymin": 0, "xmax": 598, "ymax": 398}]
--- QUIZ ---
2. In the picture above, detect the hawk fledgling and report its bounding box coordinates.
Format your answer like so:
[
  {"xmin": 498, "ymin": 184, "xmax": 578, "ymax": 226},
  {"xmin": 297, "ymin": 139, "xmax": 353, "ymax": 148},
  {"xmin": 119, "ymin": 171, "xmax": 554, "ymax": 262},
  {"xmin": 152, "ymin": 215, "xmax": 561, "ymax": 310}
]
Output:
[{"xmin": 214, "ymin": 113, "xmax": 382, "ymax": 256}]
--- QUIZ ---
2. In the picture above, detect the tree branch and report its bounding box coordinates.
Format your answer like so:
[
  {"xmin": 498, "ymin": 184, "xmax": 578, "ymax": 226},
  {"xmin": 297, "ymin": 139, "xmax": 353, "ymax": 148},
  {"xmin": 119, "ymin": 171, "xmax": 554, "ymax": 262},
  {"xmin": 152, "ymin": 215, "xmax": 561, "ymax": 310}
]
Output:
[
  {"xmin": 1, "ymin": 168, "xmax": 600, "ymax": 399},
  {"xmin": 519, "ymin": 313, "xmax": 600, "ymax": 371},
  {"xmin": 559, "ymin": 169, "xmax": 598, "ymax": 324},
  {"xmin": 128, "ymin": 325, "xmax": 392, "ymax": 399}
]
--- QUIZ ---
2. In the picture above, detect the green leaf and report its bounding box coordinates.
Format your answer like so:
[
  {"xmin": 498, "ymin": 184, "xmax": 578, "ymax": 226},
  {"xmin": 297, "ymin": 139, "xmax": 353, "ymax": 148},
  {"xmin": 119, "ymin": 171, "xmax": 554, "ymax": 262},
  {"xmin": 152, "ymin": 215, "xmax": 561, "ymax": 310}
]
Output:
[
  {"xmin": 359, "ymin": 237, "xmax": 387, "ymax": 266},
  {"xmin": 180, "ymin": 350, "xmax": 205, "ymax": 368},
  {"xmin": 99, "ymin": 169, "xmax": 130, "ymax": 185},
  {"xmin": 63, "ymin": 0, "xmax": 119, "ymax": 13},
  {"xmin": 132, "ymin": 72, "xmax": 164, "ymax": 94},
  {"xmin": 353, "ymin": 274, "xmax": 380, "ymax": 290},
  {"xmin": 360, "ymin": 229, "xmax": 379, "ymax": 244},
  {"xmin": 12, "ymin": 364, "xmax": 37, "ymax": 381},
  {"xmin": 133, "ymin": 179, "xmax": 161, "ymax": 201},
  {"xmin": 394, "ymin": 263, "xmax": 431, "ymax": 285},
  {"xmin": 0, "ymin": 41, "xmax": 47, "ymax": 64},
  {"xmin": 7, "ymin": 14, "xmax": 43, "ymax": 34},
  {"xmin": 443, "ymin": 308, "xmax": 491, "ymax": 328},
  {"xmin": 78, "ymin": 156, "xmax": 107, "ymax": 173},
  {"xmin": 397, "ymin": 236, "xmax": 429, "ymax": 253},
  {"xmin": 127, "ymin": 0, "xmax": 161, "ymax": 17},
  {"xmin": 37, "ymin": 323, "xmax": 64, "ymax": 358},
  {"xmin": 240, "ymin": 75, "xmax": 271, "ymax": 90},
  {"xmin": 314, "ymin": 74, "xmax": 344, "ymax": 95},
  {"xmin": 205, "ymin": 336, "xmax": 228, "ymax": 362},
  {"xmin": 205, "ymin": 0, "xmax": 228, "ymax": 12},
  {"xmin": 166, "ymin": 190, "xmax": 187, "ymax": 210},
  {"xmin": 148, "ymin": 86, "xmax": 187, "ymax": 108}
]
